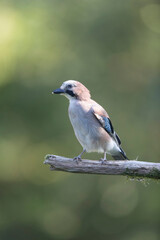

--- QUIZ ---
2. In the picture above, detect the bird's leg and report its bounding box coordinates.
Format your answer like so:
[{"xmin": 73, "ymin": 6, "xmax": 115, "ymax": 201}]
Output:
[
  {"xmin": 100, "ymin": 152, "xmax": 107, "ymax": 165},
  {"xmin": 73, "ymin": 149, "xmax": 86, "ymax": 163}
]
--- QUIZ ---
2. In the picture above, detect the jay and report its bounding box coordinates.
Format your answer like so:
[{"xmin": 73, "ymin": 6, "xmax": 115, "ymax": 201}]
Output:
[{"xmin": 53, "ymin": 80, "xmax": 128, "ymax": 162}]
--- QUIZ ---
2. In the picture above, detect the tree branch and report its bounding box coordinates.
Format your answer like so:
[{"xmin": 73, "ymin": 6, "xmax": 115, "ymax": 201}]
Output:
[{"xmin": 44, "ymin": 155, "xmax": 160, "ymax": 179}]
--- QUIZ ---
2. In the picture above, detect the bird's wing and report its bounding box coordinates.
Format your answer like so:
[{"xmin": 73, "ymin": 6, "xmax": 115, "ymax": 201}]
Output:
[{"xmin": 92, "ymin": 105, "xmax": 121, "ymax": 145}]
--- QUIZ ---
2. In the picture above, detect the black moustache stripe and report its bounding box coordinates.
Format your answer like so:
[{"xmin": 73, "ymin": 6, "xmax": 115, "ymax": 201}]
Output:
[{"xmin": 66, "ymin": 90, "xmax": 76, "ymax": 97}]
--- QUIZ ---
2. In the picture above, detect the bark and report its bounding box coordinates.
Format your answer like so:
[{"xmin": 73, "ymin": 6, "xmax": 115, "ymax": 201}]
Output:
[{"xmin": 44, "ymin": 155, "xmax": 160, "ymax": 179}]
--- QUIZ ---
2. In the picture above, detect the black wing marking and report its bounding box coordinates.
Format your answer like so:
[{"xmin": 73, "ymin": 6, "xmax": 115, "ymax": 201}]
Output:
[{"xmin": 93, "ymin": 111, "xmax": 121, "ymax": 145}]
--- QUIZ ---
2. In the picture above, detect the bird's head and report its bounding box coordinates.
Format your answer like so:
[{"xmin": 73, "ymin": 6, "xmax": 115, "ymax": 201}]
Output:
[{"xmin": 53, "ymin": 80, "xmax": 91, "ymax": 101}]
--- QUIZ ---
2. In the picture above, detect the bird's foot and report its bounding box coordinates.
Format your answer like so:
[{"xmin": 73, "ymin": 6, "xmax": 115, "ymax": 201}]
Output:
[
  {"xmin": 100, "ymin": 158, "xmax": 107, "ymax": 165},
  {"xmin": 73, "ymin": 156, "xmax": 82, "ymax": 164}
]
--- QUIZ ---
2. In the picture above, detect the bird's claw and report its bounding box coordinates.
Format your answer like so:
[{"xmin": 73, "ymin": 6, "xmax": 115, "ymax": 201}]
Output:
[
  {"xmin": 73, "ymin": 156, "xmax": 82, "ymax": 164},
  {"xmin": 100, "ymin": 158, "xmax": 107, "ymax": 165}
]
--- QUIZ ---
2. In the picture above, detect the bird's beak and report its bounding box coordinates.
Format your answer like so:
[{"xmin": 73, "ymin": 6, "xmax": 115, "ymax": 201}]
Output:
[{"xmin": 52, "ymin": 88, "xmax": 65, "ymax": 94}]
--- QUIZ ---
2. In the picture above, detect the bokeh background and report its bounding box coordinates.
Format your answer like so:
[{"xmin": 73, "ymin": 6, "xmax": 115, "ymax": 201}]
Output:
[{"xmin": 0, "ymin": 0, "xmax": 160, "ymax": 239}]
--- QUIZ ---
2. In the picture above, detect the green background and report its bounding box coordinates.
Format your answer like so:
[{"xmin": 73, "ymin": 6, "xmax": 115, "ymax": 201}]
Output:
[{"xmin": 0, "ymin": 0, "xmax": 160, "ymax": 239}]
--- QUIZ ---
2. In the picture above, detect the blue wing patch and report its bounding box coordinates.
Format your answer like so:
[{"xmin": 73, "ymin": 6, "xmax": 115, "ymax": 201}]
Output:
[
  {"xmin": 103, "ymin": 117, "xmax": 114, "ymax": 134},
  {"xmin": 93, "ymin": 111, "xmax": 114, "ymax": 135},
  {"xmin": 92, "ymin": 110, "xmax": 121, "ymax": 145}
]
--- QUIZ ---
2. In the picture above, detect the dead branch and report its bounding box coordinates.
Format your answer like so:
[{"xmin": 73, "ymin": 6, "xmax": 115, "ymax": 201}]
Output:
[{"xmin": 44, "ymin": 155, "xmax": 160, "ymax": 179}]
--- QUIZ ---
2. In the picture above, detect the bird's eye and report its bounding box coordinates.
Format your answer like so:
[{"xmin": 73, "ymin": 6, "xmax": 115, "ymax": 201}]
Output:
[{"xmin": 68, "ymin": 84, "xmax": 72, "ymax": 89}]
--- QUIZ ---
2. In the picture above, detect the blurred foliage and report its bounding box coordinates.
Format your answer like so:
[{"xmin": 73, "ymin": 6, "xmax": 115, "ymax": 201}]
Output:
[{"xmin": 0, "ymin": 0, "xmax": 160, "ymax": 239}]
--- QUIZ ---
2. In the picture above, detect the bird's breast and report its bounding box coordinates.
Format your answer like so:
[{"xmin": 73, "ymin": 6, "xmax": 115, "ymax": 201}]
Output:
[
  {"xmin": 68, "ymin": 101, "xmax": 106, "ymax": 152},
  {"xmin": 69, "ymin": 102, "xmax": 89, "ymax": 136}
]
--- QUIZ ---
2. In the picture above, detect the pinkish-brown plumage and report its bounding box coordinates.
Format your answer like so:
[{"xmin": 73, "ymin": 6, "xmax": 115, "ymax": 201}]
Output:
[
  {"xmin": 53, "ymin": 80, "xmax": 128, "ymax": 161},
  {"xmin": 74, "ymin": 81, "xmax": 91, "ymax": 101}
]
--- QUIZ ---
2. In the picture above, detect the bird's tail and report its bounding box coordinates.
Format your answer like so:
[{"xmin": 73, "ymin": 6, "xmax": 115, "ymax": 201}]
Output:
[{"xmin": 112, "ymin": 147, "xmax": 129, "ymax": 160}]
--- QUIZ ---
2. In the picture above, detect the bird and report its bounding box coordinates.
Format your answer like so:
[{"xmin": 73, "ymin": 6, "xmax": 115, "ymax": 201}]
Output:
[{"xmin": 53, "ymin": 80, "xmax": 128, "ymax": 163}]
